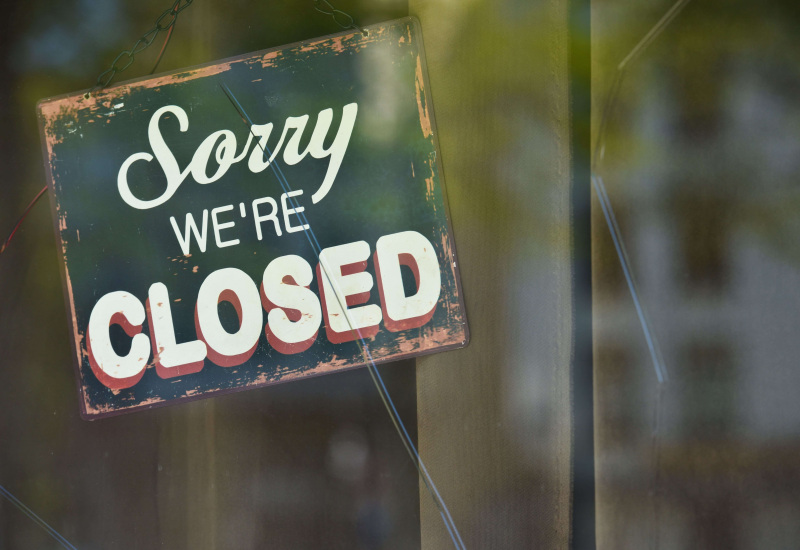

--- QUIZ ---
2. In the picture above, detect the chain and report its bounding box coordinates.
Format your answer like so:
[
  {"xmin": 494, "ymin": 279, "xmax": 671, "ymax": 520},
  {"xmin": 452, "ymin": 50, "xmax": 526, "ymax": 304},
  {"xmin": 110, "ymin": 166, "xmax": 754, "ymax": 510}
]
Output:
[
  {"xmin": 88, "ymin": 0, "xmax": 194, "ymax": 96},
  {"xmin": 88, "ymin": 0, "xmax": 366, "ymax": 97},
  {"xmin": 313, "ymin": 0, "xmax": 368, "ymax": 36}
]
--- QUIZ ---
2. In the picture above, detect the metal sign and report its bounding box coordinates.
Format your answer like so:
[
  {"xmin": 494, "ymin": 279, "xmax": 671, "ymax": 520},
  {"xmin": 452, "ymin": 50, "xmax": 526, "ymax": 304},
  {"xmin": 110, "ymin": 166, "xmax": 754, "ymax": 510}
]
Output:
[{"xmin": 37, "ymin": 17, "xmax": 468, "ymax": 419}]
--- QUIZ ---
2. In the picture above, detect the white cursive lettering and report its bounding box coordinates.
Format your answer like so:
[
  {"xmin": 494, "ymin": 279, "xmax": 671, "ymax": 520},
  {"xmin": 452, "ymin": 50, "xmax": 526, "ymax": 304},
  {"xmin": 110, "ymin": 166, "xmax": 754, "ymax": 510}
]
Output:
[{"xmin": 118, "ymin": 102, "xmax": 358, "ymax": 210}]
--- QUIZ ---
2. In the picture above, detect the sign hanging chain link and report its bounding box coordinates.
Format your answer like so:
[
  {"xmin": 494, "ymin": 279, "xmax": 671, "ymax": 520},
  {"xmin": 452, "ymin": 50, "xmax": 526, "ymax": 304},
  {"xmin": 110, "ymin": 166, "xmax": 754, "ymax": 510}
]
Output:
[
  {"xmin": 313, "ymin": 0, "xmax": 368, "ymax": 36},
  {"xmin": 88, "ymin": 0, "xmax": 194, "ymax": 96}
]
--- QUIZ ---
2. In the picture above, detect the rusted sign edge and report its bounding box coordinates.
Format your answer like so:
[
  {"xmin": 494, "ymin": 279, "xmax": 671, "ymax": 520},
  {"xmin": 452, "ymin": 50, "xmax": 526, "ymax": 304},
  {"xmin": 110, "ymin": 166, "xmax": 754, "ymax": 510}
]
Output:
[{"xmin": 36, "ymin": 17, "xmax": 469, "ymax": 419}]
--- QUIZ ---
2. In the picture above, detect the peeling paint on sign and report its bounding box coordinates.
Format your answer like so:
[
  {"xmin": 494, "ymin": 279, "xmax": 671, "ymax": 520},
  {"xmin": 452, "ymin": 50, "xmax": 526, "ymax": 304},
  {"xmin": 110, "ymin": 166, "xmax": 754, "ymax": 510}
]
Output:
[{"xmin": 37, "ymin": 17, "xmax": 468, "ymax": 419}]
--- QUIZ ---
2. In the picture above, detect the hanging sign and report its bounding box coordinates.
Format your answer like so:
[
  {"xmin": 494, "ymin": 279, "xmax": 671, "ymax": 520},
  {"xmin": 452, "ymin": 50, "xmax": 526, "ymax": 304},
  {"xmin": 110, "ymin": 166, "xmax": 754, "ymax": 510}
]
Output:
[{"xmin": 37, "ymin": 17, "xmax": 468, "ymax": 419}]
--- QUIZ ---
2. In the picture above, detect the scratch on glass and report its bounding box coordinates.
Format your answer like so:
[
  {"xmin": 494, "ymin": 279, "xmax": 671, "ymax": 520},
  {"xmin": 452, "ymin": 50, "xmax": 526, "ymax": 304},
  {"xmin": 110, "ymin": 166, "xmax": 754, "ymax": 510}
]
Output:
[
  {"xmin": 591, "ymin": 0, "xmax": 693, "ymax": 384},
  {"xmin": 219, "ymin": 81, "xmax": 466, "ymax": 550},
  {"xmin": 593, "ymin": 3, "xmax": 691, "ymax": 550},
  {"xmin": 0, "ymin": 484, "xmax": 79, "ymax": 549}
]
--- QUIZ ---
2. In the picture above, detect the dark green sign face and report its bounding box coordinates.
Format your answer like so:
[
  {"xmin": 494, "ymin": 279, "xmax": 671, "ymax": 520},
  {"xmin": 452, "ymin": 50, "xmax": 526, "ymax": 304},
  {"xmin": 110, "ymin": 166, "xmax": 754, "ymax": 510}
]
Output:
[{"xmin": 38, "ymin": 17, "xmax": 468, "ymax": 419}]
